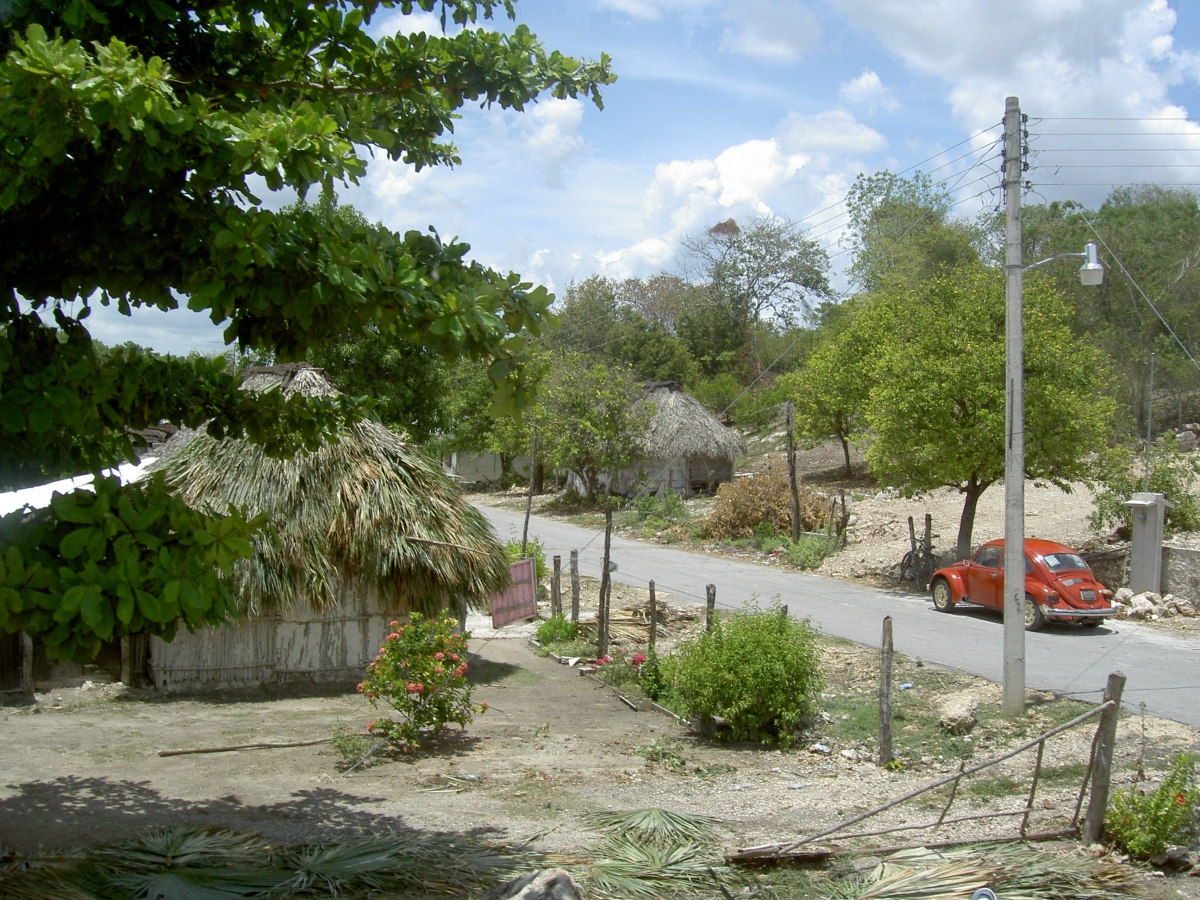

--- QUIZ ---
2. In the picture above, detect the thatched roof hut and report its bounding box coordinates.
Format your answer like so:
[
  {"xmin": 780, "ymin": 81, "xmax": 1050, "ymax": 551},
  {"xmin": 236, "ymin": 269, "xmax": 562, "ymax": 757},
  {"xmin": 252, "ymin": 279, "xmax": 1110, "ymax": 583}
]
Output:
[
  {"xmin": 145, "ymin": 363, "xmax": 509, "ymax": 690},
  {"xmin": 637, "ymin": 382, "xmax": 746, "ymax": 463},
  {"xmin": 571, "ymin": 381, "xmax": 746, "ymax": 499}
]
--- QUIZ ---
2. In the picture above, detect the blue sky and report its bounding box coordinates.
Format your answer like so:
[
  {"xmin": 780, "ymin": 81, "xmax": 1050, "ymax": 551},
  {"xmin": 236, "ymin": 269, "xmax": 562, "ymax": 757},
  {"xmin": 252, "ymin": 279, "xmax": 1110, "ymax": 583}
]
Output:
[{"xmin": 86, "ymin": 0, "xmax": 1200, "ymax": 354}]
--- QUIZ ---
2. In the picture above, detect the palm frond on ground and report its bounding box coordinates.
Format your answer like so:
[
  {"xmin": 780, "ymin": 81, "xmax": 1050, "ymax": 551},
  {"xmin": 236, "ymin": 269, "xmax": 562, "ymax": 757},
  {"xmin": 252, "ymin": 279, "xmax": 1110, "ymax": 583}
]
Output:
[
  {"xmin": 585, "ymin": 837, "xmax": 719, "ymax": 898},
  {"xmin": 823, "ymin": 844, "xmax": 1143, "ymax": 900},
  {"xmin": 583, "ymin": 808, "xmax": 720, "ymax": 846},
  {"xmin": 0, "ymin": 826, "xmax": 539, "ymax": 900}
]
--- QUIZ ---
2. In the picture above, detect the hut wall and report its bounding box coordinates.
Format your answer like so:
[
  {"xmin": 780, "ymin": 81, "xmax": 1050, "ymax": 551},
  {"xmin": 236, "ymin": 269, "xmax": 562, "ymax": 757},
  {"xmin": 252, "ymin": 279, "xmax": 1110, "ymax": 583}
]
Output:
[
  {"xmin": 445, "ymin": 452, "xmax": 530, "ymax": 484},
  {"xmin": 148, "ymin": 587, "xmax": 400, "ymax": 691}
]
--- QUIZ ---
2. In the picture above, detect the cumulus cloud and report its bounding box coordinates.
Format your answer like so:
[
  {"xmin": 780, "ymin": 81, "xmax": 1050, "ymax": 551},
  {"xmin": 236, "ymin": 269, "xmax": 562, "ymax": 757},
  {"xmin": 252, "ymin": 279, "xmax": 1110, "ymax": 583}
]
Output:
[
  {"xmin": 719, "ymin": 0, "xmax": 821, "ymax": 64},
  {"xmin": 592, "ymin": 106, "xmax": 886, "ymax": 279},
  {"xmin": 518, "ymin": 99, "xmax": 587, "ymax": 188},
  {"xmin": 839, "ymin": 69, "xmax": 900, "ymax": 113}
]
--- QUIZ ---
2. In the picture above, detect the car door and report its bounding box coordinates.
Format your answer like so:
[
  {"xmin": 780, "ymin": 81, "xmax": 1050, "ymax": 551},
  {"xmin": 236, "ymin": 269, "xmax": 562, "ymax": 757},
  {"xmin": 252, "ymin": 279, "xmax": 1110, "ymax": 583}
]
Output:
[{"xmin": 967, "ymin": 545, "xmax": 1002, "ymax": 608}]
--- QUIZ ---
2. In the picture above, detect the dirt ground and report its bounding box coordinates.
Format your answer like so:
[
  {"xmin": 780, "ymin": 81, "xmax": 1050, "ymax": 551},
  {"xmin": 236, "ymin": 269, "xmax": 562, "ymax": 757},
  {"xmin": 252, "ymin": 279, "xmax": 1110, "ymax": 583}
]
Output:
[{"xmin": 3, "ymin": 594, "xmax": 1198, "ymax": 895}]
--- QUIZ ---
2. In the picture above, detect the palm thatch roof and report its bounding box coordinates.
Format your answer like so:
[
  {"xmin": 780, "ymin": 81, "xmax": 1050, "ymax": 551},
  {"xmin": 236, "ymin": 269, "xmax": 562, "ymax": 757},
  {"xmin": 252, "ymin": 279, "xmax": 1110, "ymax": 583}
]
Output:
[
  {"xmin": 153, "ymin": 364, "xmax": 509, "ymax": 617},
  {"xmin": 637, "ymin": 382, "xmax": 746, "ymax": 461}
]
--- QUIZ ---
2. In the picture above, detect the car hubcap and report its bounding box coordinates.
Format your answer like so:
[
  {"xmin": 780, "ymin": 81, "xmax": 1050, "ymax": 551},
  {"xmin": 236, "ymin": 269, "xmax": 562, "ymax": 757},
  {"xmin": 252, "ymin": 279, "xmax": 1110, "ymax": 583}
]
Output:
[{"xmin": 1024, "ymin": 602, "xmax": 1035, "ymax": 626}]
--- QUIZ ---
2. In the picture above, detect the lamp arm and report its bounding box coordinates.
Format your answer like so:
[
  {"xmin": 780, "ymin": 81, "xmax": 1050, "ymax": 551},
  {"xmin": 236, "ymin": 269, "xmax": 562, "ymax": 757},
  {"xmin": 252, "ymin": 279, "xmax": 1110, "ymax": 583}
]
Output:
[{"xmin": 1023, "ymin": 251, "xmax": 1085, "ymax": 272}]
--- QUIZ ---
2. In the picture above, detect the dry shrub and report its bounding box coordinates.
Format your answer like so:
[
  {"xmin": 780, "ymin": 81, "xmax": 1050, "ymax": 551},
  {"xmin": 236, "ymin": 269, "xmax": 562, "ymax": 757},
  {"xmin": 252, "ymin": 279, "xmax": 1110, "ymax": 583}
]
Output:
[{"xmin": 704, "ymin": 470, "xmax": 829, "ymax": 540}]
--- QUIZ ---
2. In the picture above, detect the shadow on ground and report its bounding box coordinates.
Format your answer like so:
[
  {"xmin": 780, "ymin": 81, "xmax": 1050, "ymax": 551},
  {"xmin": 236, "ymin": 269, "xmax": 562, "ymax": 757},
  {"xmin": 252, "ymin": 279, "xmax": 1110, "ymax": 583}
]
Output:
[{"xmin": 0, "ymin": 775, "xmax": 501, "ymax": 852}]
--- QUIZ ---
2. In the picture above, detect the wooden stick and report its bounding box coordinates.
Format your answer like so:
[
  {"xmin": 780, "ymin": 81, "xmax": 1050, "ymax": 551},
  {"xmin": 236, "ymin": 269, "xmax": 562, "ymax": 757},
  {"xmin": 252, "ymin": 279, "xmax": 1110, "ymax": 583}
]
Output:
[
  {"xmin": 825, "ymin": 808, "xmax": 1027, "ymax": 843},
  {"xmin": 729, "ymin": 827, "xmax": 1079, "ymax": 865},
  {"xmin": 570, "ymin": 550, "xmax": 580, "ymax": 623},
  {"xmin": 773, "ymin": 700, "xmax": 1114, "ymax": 856},
  {"xmin": 552, "ymin": 555, "xmax": 562, "ymax": 618},
  {"xmin": 934, "ymin": 759, "xmax": 966, "ymax": 829},
  {"xmin": 648, "ymin": 580, "xmax": 657, "ymax": 651},
  {"xmin": 879, "ymin": 616, "xmax": 893, "ymax": 766},
  {"xmin": 1072, "ymin": 723, "xmax": 1102, "ymax": 828},
  {"xmin": 1082, "ymin": 672, "xmax": 1126, "ymax": 843},
  {"xmin": 1020, "ymin": 739, "xmax": 1045, "ymax": 836},
  {"xmin": 159, "ymin": 738, "xmax": 332, "ymax": 756},
  {"xmin": 706, "ymin": 584, "xmax": 716, "ymax": 632}
]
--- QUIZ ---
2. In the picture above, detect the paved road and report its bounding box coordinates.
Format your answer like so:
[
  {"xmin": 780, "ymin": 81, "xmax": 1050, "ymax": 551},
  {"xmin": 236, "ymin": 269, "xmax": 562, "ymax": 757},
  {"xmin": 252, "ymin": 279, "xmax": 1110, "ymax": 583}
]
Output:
[{"xmin": 480, "ymin": 505, "xmax": 1200, "ymax": 727}]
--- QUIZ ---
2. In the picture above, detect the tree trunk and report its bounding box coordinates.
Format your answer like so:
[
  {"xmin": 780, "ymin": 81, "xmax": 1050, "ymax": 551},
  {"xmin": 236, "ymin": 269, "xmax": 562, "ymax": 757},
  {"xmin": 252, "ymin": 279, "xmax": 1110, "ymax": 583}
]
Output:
[
  {"xmin": 955, "ymin": 477, "xmax": 988, "ymax": 561},
  {"xmin": 840, "ymin": 434, "xmax": 852, "ymax": 478},
  {"xmin": 532, "ymin": 462, "xmax": 545, "ymax": 493}
]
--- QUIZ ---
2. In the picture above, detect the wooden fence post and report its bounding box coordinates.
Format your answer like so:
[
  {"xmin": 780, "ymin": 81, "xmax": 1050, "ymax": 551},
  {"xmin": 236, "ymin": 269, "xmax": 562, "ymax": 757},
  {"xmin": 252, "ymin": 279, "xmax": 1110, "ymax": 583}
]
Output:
[
  {"xmin": 879, "ymin": 616, "xmax": 894, "ymax": 765},
  {"xmin": 706, "ymin": 584, "xmax": 716, "ymax": 632},
  {"xmin": 552, "ymin": 555, "xmax": 562, "ymax": 617},
  {"xmin": 20, "ymin": 631, "xmax": 34, "ymax": 702},
  {"xmin": 1082, "ymin": 672, "xmax": 1126, "ymax": 844},
  {"xmin": 648, "ymin": 580, "xmax": 657, "ymax": 652},
  {"xmin": 570, "ymin": 550, "xmax": 580, "ymax": 623}
]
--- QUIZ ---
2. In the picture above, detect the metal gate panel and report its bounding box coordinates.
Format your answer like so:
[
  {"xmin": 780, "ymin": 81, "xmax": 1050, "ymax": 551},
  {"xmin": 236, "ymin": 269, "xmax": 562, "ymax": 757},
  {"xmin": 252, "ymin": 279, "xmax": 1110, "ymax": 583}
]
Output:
[{"xmin": 491, "ymin": 558, "xmax": 537, "ymax": 629}]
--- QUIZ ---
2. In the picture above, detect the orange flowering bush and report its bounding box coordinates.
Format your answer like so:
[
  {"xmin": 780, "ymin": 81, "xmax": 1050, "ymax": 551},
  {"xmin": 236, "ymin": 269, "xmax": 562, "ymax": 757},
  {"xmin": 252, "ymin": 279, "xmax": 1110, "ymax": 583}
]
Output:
[{"xmin": 358, "ymin": 612, "xmax": 484, "ymax": 751}]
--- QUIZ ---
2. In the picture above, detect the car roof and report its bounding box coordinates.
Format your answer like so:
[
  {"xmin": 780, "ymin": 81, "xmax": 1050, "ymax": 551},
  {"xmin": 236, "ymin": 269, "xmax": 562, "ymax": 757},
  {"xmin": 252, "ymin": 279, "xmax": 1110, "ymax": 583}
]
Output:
[{"xmin": 977, "ymin": 538, "xmax": 1080, "ymax": 556}]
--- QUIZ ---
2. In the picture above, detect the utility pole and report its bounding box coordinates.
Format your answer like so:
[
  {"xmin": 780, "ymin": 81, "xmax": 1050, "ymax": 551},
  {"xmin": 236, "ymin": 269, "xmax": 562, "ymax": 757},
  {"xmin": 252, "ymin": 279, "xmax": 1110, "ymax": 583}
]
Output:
[
  {"xmin": 786, "ymin": 400, "xmax": 800, "ymax": 542},
  {"xmin": 1145, "ymin": 352, "xmax": 1155, "ymax": 492},
  {"xmin": 1002, "ymin": 96, "xmax": 1027, "ymax": 717}
]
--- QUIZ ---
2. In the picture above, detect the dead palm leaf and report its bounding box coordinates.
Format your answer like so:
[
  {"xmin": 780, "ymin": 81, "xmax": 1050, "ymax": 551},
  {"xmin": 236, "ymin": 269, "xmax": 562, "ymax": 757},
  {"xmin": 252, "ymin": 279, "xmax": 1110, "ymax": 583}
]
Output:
[
  {"xmin": 586, "ymin": 836, "xmax": 719, "ymax": 899},
  {"xmin": 584, "ymin": 808, "xmax": 720, "ymax": 846},
  {"xmin": 824, "ymin": 860, "xmax": 1000, "ymax": 900}
]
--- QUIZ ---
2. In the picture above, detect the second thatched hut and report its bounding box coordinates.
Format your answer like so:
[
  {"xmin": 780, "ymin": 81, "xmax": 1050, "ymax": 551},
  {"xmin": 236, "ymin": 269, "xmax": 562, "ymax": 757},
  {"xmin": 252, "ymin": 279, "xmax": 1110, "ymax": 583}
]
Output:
[
  {"xmin": 575, "ymin": 381, "xmax": 746, "ymax": 498},
  {"xmin": 144, "ymin": 364, "xmax": 509, "ymax": 691}
]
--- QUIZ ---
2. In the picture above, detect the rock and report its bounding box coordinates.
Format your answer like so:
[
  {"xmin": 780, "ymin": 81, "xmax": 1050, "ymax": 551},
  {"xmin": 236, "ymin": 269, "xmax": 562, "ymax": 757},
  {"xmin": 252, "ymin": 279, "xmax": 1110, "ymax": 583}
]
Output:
[
  {"xmin": 1176, "ymin": 431, "xmax": 1198, "ymax": 452},
  {"xmin": 1115, "ymin": 587, "xmax": 1134, "ymax": 605},
  {"xmin": 1126, "ymin": 593, "xmax": 1158, "ymax": 619},
  {"xmin": 1164, "ymin": 846, "xmax": 1194, "ymax": 868},
  {"xmin": 938, "ymin": 694, "xmax": 978, "ymax": 735},
  {"xmin": 1176, "ymin": 598, "xmax": 1197, "ymax": 617},
  {"xmin": 840, "ymin": 748, "xmax": 860, "ymax": 761},
  {"xmin": 1186, "ymin": 423, "xmax": 1200, "ymax": 433},
  {"xmin": 481, "ymin": 870, "xmax": 585, "ymax": 900},
  {"xmin": 809, "ymin": 742, "xmax": 832, "ymax": 755}
]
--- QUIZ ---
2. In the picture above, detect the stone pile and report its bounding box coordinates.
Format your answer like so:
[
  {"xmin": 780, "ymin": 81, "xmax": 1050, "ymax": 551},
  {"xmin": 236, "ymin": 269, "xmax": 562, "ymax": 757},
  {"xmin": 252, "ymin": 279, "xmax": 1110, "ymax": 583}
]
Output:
[
  {"xmin": 1111, "ymin": 587, "xmax": 1197, "ymax": 620},
  {"xmin": 1174, "ymin": 422, "xmax": 1200, "ymax": 451}
]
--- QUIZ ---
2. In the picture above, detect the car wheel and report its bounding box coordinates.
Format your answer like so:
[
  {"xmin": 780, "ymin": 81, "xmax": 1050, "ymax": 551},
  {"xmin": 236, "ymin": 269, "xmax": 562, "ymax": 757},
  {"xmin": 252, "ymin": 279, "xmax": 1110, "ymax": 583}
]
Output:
[
  {"xmin": 932, "ymin": 579, "xmax": 955, "ymax": 613},
  {"xmin": 1081, "ymin": 618, "xmax": 1102, "ymax": 628},
  {"xmin": 1024, "ymin": 594, "xmax": 1046, "ymax": 632}
]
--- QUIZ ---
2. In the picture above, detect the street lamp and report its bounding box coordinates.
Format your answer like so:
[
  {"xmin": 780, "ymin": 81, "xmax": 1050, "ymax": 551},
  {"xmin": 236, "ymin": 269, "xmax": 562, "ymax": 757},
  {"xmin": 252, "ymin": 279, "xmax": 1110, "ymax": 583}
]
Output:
[{"xmin": 1003, "ymin": 96, "xmax": 1105, "ymax": 717}]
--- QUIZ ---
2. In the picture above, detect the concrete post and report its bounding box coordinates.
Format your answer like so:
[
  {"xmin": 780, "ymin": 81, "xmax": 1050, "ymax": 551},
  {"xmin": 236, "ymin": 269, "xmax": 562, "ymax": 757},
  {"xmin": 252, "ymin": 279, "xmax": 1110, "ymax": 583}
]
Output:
[{"xmin": 1124, "ymin": 493, "xmax": 1173, "ymax": 594}]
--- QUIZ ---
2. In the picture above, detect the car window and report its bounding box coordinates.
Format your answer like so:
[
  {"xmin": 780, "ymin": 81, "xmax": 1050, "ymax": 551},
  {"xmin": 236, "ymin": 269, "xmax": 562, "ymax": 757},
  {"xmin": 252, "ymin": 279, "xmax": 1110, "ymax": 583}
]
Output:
[
  {"xmin": 974, "ymin": 546, "xmax": 1001, "ymax": 568},
  {"xmin": 1041, "ymin": 552, "xmax": 1089, "ymax": 573}
]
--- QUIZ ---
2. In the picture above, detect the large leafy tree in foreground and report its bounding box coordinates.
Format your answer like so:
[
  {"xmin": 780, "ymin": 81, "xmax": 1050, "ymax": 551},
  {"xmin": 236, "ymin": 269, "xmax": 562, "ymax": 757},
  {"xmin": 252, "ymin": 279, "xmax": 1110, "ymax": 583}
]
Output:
[{"xmin": 0, "ymin": 0, "xmax": 613, "ymax": 660}]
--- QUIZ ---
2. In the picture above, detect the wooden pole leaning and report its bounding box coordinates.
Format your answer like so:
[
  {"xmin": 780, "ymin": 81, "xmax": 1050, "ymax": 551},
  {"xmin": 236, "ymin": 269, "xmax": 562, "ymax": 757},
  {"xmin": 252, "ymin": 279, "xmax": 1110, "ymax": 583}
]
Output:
[
  {"xmin": 551, "ymin": 555, "xmax": 562, "ymax": 618},
  {"xmin": 648, "ymin": 580, "xmax": 657, "ymax": 652},
  {"xmin": 1082, "ymin": 672, "xmax": 1127, "ymax": 844},
  {"xmin": 570, "ymin": 550, "xmax": 580, "ymax": 623}
]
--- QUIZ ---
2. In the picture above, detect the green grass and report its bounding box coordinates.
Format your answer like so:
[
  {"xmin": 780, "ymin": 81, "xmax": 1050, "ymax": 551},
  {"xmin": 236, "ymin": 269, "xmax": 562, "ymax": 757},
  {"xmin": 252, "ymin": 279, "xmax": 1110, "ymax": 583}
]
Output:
[{"xmin": 967, "ymin": 775, "xmax": 1025, "ymax": 798}]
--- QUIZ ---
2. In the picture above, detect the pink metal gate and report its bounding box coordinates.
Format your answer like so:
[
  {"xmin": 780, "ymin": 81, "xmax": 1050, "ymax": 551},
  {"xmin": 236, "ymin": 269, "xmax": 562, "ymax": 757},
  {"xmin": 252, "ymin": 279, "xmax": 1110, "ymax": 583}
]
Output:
[{"xmin": 491, "ymin": 558, "xmax": 537, "ymax": 629}]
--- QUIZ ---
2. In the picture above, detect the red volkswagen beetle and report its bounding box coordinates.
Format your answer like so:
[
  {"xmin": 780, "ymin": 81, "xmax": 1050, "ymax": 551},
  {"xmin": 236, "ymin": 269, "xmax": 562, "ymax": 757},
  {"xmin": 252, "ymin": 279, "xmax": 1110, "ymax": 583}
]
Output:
[{"xmin": 929, "ymin": 539, "xmax": 1117, "ymax": 631}]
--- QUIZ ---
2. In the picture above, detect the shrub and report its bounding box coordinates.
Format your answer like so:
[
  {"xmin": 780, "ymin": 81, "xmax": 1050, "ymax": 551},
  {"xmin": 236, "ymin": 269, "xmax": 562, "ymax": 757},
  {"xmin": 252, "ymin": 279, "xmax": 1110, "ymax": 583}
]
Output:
[
  {"xmin": 636, "ymin": 488, "xmax": 688, "ymax": 526},
  {"xmin": 638, "ymin": 649, "xmax": 669, "ymax": 701},
  {"xmin": 536, "ymin": 614, "xmax": 577, "ymax": 645},
  {"xmin": 1091, "ymin": 449, "xmax": 1200, "ymax": 535},
  {"xmin": 705, "ymin": 470, "xmax": 829, "ymax": 540},
  {"xmin": 505, "ymin": 536, "xmax": 547, "ymax": 582},
  {"xmin": 330, "ymin": 724, "xmax": 374, "ymax": 766},
  {"xmin": 785, "ymin": 533, "xmax": 839, "ymax": 569},
  {"xmin": 1106, "ymin": 753, "xmax": 1199, "ymax": 859},
  {"xmin": 358, "ymin": 612, "xmax": 484, "ymax": 751},
  {"xmin": 689, "ymin": 372, "xmax": 741, "ymax": 414},
  {"xmin": 664, "ymin": 600, "xmax": 822, "ymax": 745}
]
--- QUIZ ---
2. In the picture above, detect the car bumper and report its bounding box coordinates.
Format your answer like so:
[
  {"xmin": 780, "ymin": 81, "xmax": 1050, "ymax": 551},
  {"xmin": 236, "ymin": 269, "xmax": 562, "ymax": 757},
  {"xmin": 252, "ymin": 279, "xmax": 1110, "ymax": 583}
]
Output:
[{"xmin": 1041, "ymin": 605, "xmax": 1118, "ymax": 619}]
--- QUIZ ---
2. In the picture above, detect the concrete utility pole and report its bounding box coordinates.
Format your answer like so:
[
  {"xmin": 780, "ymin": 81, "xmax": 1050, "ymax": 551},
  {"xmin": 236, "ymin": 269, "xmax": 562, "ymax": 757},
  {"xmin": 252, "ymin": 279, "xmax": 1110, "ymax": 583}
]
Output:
[
  {"xmin": 786, "ymin": 400, "xmax": 801, "ymax": 542},
  {"xmin": 1002, "ymin": 96, "xmax": 1027, "ymax": 717}
]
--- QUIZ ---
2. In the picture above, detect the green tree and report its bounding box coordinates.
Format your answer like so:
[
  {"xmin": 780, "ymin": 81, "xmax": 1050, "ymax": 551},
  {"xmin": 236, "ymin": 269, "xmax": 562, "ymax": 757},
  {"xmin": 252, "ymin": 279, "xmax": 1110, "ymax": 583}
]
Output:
[
  {"xmin": 845, "ymin": 171, "xmax": 983, "ymax": 293},
  {"xmin": 863, "ymin": 266, "xmax": 1116, "ymax": 560},
  {"xmin": 309, "ymin": 329, "xmax": 448, "ymax": 443},
  {"xmin": 681, "ymin": 215, "xmax": 831, "ymax": 377},
  {"xmin": 778, "ymin": 297, "xmax": 875, "ymax": 477},
  {"xmin": 1020, "ymin": 189, "xmax": 1200, "ymax": 437},
  {"xmin": 537, "ymin": 354, "xmax": 650, "ymax": 501},
  {"xmin": 0, "ymin": 0, "xmax": 613, "ymax": 660}
]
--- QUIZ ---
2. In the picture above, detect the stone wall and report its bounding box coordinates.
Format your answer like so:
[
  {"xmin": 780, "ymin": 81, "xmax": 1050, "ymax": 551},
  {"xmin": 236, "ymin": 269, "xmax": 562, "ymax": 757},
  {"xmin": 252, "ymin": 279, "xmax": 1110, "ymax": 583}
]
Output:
[{"xmin": 1162, "ymin": 543, "xmax": 1200, "ymax": 602}]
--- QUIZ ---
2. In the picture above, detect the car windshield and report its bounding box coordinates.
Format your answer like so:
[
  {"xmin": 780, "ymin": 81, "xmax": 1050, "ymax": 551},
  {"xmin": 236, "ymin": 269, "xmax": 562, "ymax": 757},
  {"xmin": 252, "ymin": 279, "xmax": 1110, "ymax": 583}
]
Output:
[{"xmin": 1041, "ymin": 552, "xmax": 1089, "ymax": 573}]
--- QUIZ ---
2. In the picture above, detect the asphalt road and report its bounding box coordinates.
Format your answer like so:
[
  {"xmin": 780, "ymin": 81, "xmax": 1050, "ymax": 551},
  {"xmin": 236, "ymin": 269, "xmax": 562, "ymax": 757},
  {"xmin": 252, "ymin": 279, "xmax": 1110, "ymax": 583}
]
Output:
[{"xmin": 479, "ymin": 504, "xmax": 1200, "ymax": 727}]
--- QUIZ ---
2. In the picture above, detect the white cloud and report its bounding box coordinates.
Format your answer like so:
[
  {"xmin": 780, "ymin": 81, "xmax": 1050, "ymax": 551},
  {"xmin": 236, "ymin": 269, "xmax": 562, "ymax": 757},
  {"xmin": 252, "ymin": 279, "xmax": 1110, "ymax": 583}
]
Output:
[
  {"xmin": 518, "ymin": 99, "xmax": 587, "ymax": 188},
  {"xmin": 596, "ymin": 0, "xmax": 709, "ymax": 22},
  {"xmin": 719, "ymin": 1, "xmax": 821, "ymax": 64},
  {"xmin": 839, "ymin": 69, "xmax": 900, "ymax": 113},
  {"xmin": 779, "ymin": 108, "xmax": 888, "ymax": 153},
  {"xmin": 367, "ymin": 9, "xmax": 445, "ymax": 39}
]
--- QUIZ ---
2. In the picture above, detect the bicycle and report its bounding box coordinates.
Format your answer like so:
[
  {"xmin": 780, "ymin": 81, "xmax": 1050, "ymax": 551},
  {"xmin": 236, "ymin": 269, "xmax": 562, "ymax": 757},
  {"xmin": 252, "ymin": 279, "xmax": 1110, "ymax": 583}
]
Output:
[{"xmin": 899, "ymin": 547, "xmax": 935, "ymax": 588}]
